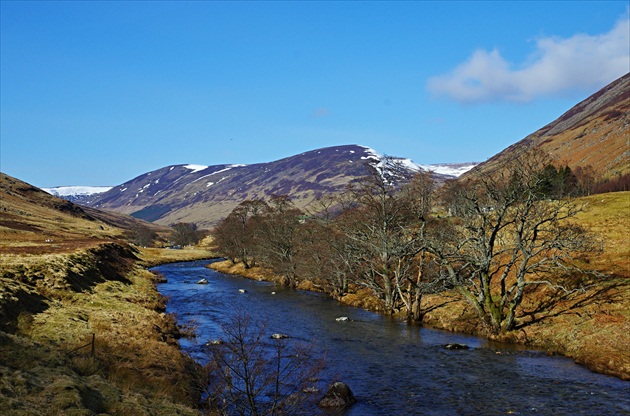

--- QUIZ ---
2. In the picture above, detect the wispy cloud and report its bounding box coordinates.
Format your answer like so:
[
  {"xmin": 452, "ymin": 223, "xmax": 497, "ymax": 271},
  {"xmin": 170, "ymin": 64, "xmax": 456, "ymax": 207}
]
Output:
[
  {"xmin": 313, "ymin": 107, "xmax": 331, "ymax": 118},
  {"xmin": 427, "ymin": 14, "xmax": 630, "ymax": 103}
]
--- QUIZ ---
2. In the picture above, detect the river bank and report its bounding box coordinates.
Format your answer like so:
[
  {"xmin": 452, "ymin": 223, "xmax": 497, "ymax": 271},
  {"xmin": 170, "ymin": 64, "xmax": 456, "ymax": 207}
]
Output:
[
  {"xmin": 0, "ymin": 243, "xmax": 215, "ymax": 415},
  {"xmin": 208, "ymin": 259, "xmax": 630, "ymax": 381}
]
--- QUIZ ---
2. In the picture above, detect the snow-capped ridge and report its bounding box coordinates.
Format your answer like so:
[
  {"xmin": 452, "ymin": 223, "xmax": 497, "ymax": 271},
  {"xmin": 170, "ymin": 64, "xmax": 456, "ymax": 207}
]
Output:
[
  {"xmin": 419, "ymin": 163, "xmax": 478, "ymax": 177},
  {"xmin": 43, "ymin": 186, "xmax": 113, "ymax": 197}
]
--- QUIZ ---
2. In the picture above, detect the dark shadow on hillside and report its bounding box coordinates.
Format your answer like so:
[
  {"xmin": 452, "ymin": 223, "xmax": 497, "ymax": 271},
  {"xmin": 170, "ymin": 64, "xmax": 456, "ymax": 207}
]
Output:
[
  {"xmin": 514, "ymin": 278, "xmax": 628, "ymax": 330},
  {"xmin": 66, "ymin": 244, "xmax": 136, "ymax": 292},
  {"xmin": 0, "ymin": 282, "xmax": 49, "ymax": 333},
  {"xmin": 420, "ymin": 298, "xmax": 459, "ymax": 317}
]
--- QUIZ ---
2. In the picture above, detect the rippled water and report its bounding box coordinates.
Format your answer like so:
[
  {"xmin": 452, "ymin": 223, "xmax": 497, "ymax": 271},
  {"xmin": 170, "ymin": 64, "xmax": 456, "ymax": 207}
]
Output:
[{"xmin": 153, "ymin": 260, "xmax": 630, "ymax": 415}]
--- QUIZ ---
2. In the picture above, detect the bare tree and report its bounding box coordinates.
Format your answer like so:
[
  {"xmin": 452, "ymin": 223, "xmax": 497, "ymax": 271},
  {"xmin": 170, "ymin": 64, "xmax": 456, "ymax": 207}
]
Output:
[
  {"xmin": 433, "ymin": 149, "xmax": 598, "ymax": 334},
  {"xmin": 573, "ymin": 165, "xmax": 597, "ymax": 196},
  {"xmin": 170, "ymin": 222, "xmax": 202, "ymax": 246},
  {"xmin": 336, "ymin": 166, "xmax": 435, "ymax": 316},
  {"xmin": 129, "ymin": 224, "xmax": 157, "ymax": 247},
  {"xmin": 213, "ymin": 200, "xmax": 268, "ymax": 268},
  {"xmin": 394, "ymin": 172, "xmax": 444, "ymax": 322},
  {"xmin": 203, "ymin": 314, "xmax": 322, "ymax": 416},
  {"xmin": 256, "ymin": 196, "xmax": 306, "ymax": 287}
]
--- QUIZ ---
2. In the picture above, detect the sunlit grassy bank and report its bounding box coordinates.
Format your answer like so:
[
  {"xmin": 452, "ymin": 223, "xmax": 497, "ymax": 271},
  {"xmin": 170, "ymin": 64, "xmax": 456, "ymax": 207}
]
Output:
[{"xmin": 0, "ymin": 243, "xmax": 214, "ymax": 414}]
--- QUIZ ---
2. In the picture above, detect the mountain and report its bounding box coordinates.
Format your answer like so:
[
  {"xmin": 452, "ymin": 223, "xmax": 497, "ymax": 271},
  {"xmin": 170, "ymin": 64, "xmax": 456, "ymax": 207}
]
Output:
[
  {"xmin": 0, "ymin": 173, "xmax": 167, "ymax": 254},
  {"xmin": 85, "ymin": 145, "xmax": 455, "ymax": 228},
  {"xmin": 42, "ymin": 186, "xmax": 113, "ymax": 204},
  {"xmin": 467, "ymin": 72, "xmax": 629, "ymax": 180}
]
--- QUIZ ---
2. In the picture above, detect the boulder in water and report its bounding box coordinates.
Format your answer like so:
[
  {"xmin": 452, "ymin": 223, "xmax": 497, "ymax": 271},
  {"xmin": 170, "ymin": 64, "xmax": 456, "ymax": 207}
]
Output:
[
  {"xmin": 318, "ymin": 382, "xmax": 356, "ymax": 408},
  {"xmin": 443, "ymin": 343, "xmax": 470, "ymax": 350}
]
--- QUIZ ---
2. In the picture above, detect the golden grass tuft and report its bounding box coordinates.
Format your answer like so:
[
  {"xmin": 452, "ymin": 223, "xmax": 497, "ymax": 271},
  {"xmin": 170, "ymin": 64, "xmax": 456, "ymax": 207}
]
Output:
[
  {"xmin": 574, "ymin": 192, "xmax": 630, "ymax": 277},
  {"xmin": 207, "ymin": 259, "xmax": 278, "ymax": 282},
  {"xmin": 138, "ymin": 246, "xmax": 217, "ymax": 267}
]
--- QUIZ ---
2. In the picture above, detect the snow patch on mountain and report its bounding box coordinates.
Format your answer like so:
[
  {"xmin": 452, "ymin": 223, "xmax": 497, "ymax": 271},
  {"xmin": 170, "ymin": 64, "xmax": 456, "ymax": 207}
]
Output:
[
  {"xmin": 43, "ymin": 186, "xmax": 113, "ymax": 197},
  {"xmin": 420, "ymin": 163, "xmax": 477, "ymax": 177},
  {"xmin": 184, "ymin": 164, "xmax": 209, "ymax": 173},
  {"xmin": 190, "ymin": 164, "xmax": 246, "ymax": 184}
]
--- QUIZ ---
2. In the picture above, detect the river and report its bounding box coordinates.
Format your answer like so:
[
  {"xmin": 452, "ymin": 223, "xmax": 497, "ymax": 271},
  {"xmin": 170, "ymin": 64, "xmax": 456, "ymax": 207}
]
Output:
[{"xmin": 152, "ymin": 260, "xmax": 629, "ymax": 416}]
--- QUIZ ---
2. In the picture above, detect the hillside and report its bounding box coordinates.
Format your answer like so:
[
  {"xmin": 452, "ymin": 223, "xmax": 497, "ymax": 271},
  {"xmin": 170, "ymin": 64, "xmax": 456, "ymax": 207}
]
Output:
[
  {"xmin": 467, "ymin": 72, "xmax": 629, "ymax": 180},
  {"xmin": 86, "ymin": 144, "xmax": 451, "ymax": 228},
  {"xmin": 81, "ymin": 75, "xmax": 629, "ymax": 230},
  {"xmin": 0, "ymin": 172, "xmax": 212, "ymax": 414},
  {"xmin": 0, "ymin": 173, "xmax": 168, "ymax": 255},
  {"xmin": 1, "ymin": 173, "xmax": 118, "ymax": 255}
]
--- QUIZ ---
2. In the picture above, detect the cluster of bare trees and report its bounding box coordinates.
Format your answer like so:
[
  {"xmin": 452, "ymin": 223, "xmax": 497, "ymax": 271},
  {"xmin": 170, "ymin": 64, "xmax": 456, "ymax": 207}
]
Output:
[
  {"xmin": 202, "ymin": 314, "xmax": 322, "ymax": 416},
  {"xmin": 213, "ymin": 150, "xmax": 599, "ymax": 334},
  {"xmin": 128, "ymin": 222, "xmax": 204, "ymax": 248}
]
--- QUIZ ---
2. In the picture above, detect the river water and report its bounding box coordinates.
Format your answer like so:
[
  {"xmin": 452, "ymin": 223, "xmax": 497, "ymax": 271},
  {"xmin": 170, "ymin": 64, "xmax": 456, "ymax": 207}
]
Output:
[{"xmin": 153, "ymin": 260, "xmax": 629, "ymax": 415}]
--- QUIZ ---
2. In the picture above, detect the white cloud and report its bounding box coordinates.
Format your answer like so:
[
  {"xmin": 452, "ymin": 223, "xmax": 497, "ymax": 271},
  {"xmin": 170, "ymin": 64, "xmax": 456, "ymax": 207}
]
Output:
[{"xmin": 427, "ymin": 14, "xmax": 630, "ymax": 103}]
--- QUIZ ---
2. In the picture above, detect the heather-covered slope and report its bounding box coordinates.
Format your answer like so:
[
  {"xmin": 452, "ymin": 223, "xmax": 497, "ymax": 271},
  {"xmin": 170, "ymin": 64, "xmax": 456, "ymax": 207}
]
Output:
[
  {"xmin": 0, "ymin": 173, "xmax": 168, "ymax": 254},
  {"xmin": 468, "ymin": 72, "xmax": 629, "ymax": 180},
  {"xmin": 87, "ymin": 145, "xmax": 445, "ymax": 228}
]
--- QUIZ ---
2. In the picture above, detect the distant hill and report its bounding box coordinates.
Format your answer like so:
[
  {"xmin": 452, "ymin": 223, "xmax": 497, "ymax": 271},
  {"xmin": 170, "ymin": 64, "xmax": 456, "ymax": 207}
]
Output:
[
  {"xmin": 467, "ymin": 72, "xmax": 629, "ymax": 180},
  {"xmin": 0, "ymin": 173, "xmax": 167, "ymax": 254},
  {"xmin": 84, "ymin": 144, "xmax": 459, "ymax": 229},
  {"xmin": 42, "ymin": 185, "xmax": 113, "ymax": 204}
]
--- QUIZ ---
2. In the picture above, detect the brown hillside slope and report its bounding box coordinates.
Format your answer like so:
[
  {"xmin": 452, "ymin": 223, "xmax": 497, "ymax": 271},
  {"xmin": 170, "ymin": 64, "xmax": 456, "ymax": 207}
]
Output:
[
  {"xmin": 0, "ymin": 173, "xmax": 169, "ymax": 254},
  {"xmin": 469, "ymin": 72, "xmax": 629, "ymax": 180},
  {"xmin": 86, "ymin": 145, "xmax": 437, "ymax": 229},
  {"xmin": 0, "ymin": 173, "xmax": 209, "ymax": 414}
]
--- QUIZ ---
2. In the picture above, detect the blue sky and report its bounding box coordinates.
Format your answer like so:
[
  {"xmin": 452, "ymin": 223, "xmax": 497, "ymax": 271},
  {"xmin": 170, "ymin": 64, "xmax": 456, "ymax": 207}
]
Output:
[{"xmin": 1, "ymin": 1, "xmax": 628, "ymax": 187}]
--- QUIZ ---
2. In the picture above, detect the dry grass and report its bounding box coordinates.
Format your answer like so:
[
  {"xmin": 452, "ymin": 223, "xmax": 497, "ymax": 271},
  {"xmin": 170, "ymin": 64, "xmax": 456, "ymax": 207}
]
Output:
[
  {"xmin": 208, "ymin": 260, "xmax": 278, "ymax": 282},
  {"xmin": 574, "ymin": 192, "xmax": 630, "ymax": 276},
  {"xmin": 0, "ymin": 245, "xmax": 204, "ymax": 414},
  {"xmin": 0, "ymin": 173, "xmax": 209, "ymax": 413},
  {"xmin": 421, "ymin": 192, "xmax": 630, "ymax": 379},
  {"xmin": 138, "ymin": 246, "xmax": 217, "ymax": 268}
]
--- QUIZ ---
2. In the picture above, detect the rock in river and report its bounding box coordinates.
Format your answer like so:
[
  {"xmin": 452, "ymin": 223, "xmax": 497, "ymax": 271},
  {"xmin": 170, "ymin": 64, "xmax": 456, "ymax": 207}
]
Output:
[
  {"xmin": 443, "ymin": 343, "xmax": 470, "ymax": 350},
  {"xmin": 318, "ymin": 382, "xmax": 357, "ymax": 409}
]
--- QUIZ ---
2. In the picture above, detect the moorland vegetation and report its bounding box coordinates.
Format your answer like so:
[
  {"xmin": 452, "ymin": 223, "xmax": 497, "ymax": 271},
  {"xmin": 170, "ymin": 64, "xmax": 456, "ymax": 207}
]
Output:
[{"xmin": 0, "ymin": 173, "xmax": 217, "ymax": 414}]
